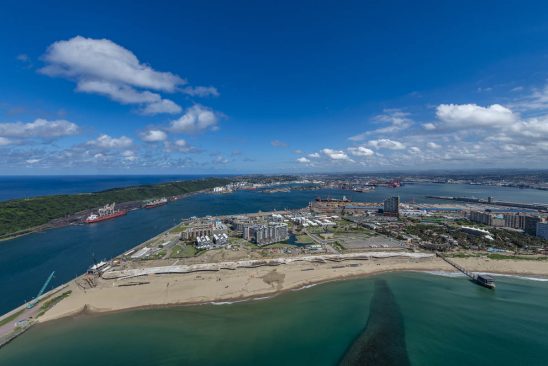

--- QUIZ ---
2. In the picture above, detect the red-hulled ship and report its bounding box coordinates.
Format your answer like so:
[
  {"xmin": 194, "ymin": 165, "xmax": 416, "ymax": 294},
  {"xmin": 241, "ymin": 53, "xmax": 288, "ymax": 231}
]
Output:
[
  {"xmin": 84, "ymin": 203, "xmax": 127, "ymax": 224},
  {"xmin": 143, "ymin": 197, "xmax": 168, "ymax": 209}
]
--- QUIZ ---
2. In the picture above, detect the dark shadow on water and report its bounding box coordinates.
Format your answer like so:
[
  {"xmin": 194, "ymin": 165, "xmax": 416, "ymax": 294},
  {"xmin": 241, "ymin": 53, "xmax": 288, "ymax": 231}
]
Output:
[{"xmin": 338, "ymin": 279, "xmax": 410, "ymax": 366}]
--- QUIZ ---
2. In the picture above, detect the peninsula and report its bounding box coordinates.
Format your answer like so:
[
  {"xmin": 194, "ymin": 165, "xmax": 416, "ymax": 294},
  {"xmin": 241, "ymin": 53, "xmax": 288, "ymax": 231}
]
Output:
[{"xmin": 0, "ymin": 177, "xmax": 230, "ymax": 240}]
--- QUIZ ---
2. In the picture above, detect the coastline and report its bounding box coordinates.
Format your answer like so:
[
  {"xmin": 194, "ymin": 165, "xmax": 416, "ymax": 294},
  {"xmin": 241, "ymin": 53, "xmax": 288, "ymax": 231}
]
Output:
[
  {"xmin": 35, "ymin": 255, "xmax": 548, "ymax": 324},
  {"xmin": 0, "ymin": 189, "xmax": 208, "ymax": 242}
]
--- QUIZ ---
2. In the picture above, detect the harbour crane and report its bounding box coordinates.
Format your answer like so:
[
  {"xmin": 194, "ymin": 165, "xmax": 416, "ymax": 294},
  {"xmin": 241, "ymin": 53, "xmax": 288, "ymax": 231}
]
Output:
[{"xmin": 27, "ymin": 271, "xmax": 55, "ymax": 309}]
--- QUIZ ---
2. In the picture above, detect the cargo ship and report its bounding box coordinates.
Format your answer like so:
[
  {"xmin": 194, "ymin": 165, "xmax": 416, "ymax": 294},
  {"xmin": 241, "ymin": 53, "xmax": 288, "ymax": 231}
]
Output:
[
  {"xmin": 143, "ymin": 197, "xmax": 168, "ymax": 209},
  {"xmin": 315, "ymin": 195, "xmax": 351, "ymax": 203},
  {"xmin": 84, "ymin": 203, "xmax": 127, "ymax": 224}
]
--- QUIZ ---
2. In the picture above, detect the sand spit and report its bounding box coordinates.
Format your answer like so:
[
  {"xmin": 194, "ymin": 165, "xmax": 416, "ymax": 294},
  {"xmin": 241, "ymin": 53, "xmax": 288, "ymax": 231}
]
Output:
[{"xmin": 36, "ymin": 252, "xmax": 548, "ymax": 323}]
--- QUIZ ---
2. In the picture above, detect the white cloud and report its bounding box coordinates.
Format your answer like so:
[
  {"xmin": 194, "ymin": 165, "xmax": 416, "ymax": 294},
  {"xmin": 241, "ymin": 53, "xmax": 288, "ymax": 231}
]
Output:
[
  {"xmin": 182, "ymin": 86, "xmax": 219, "ymax": 97},
  {"xmin": 0, "ymin": 118, "xmax": 79, "ymax": 139},
  {"xmin": 322, "ymin": 148, "xmax": 353, "ymax": 162},
  {"xmin": 308, "ymin": 152, "xmax": 320, "ymax": 158},
  {"xmin": 348, "ymin": 146, "xmax": 374, "ymax": 157},
  {"xmin": 271, "ymin": 140, "xmax": 288, "ymax": 148},
  {"xmin": 41, "ymin": 36, "xmax": 183, "ymax": 91},
  {"xmin": 173, "ymin": 139, "xmax": 195, "ymax": 152},
  {"xmin": 40, "ymin": 36, "xmax": 184, "ymax": 115},
  {"xmin": 297, "ymin": 157, "xmax": 311, "ymax": 163},
  {"xmin": 169, "ymin": 105, "xmax": 219, "ymax": 133},
  {"xmin": 367, "ymin": 139, "xmax": 406, "ymax": 150},
  {"xmin": 427, "ymin": 142, "xmax": 441, "ymax": 149},
  {"xmin": 435, "ymin": 103, "xmax": 516, "ymax": 129},
  {"xmin": 87, "ymin": 134, "xmax": 132, "ymax": 149},
  {"xmin": 0, "ymin": 137, "xmax": 12, "ymax": 146},
  {"xmin": 121, "ymin": 150, "xmax": 137, "ymax": 161},
  {"xmin": 422, "ymin": 122, "xmax": 436, "ymax": 130},
  {"xmin": 349, "ymin": 110, "xmax": 412, "ymax": 141},
  {"xmin": 409, "ymin": 146, "xmax": 421, "ymax": 154},
  {"xmin": 212, "ymin": 155, "xmax": 229, "ymax": 165},
  {"xmin": 140, "ymin": 129, "xmax": 167, "ymax": 142},
  {"xmin": 140, "ymin": 99, "xmax": 182, "ymax": 115}
]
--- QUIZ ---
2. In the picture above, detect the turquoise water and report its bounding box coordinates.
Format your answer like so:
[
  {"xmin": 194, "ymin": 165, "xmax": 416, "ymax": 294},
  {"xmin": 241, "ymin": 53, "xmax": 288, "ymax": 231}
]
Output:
[
  {"xmin": 1, "ymin": 272, "xmax": 547, "ymax": 365},
  {"xmin": 1, "ymin": 184, "xmax": 547, "ymax": 314}
]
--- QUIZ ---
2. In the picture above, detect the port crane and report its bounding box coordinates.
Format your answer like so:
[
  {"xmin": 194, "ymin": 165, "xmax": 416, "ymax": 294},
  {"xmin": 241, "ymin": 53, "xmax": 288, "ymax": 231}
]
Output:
[{"xmin": 27, "ymin": 271, "xmax": 55, "ymax": 309}]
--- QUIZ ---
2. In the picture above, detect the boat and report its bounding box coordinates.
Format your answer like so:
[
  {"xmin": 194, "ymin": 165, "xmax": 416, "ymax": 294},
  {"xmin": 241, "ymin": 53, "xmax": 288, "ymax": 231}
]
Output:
[
  {"xmin": 353, "ymin": 186, "xmax": 375, "ymax": 193},
  {"xmin": 143, "ymin": 197, "xmax": 168, "ymax": 209},
  {"xmin": 315, "ymin": 195, "xmax": 352, "ymax": 203},
  {"xmin": 84, "ymin": 203, "xmax": 127, "ymax": 223},
  {"xmin": 473, "ymin": 274, "xmax": 496, "ymax": 289}
]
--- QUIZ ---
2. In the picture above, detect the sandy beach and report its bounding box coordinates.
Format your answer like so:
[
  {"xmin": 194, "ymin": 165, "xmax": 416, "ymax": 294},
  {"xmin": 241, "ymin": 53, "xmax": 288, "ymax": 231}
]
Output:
[{"xmin": 37, "ymin": 254, "xmax": 548, "ymax": 323}]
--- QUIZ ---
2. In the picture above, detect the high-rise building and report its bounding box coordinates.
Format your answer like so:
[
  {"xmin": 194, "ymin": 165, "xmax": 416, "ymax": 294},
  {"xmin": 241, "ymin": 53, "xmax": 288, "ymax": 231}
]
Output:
[
  {"xmin": 503, "ymin": 213, "xmax": 528, "ymax": 229},
  {"xmin": 524, "ymin": 216, "xmax": 541, "ymax": 236},
  {"xmin": 537, "ymin": 222, "xmax": 548, "ymax": 240},
  {"xmin": 383, "ymin": 196, "xmax": 400, "ymax": 217},
  {"xmin": 469, "ymin": 210, "xmax": 504, "ymax": 227},
  {"xmin": 243, "ymin": 223, "xmax": 289, "ymax": 246},
  {"xmin": 469, "ymin": 211, "xmax": 492, "ymax": 225}
]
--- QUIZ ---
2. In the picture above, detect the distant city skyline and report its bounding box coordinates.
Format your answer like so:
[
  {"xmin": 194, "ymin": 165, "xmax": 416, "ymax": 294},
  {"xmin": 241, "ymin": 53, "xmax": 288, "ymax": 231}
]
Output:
[{"xmin": 1, "ymin": 0, "xmax": 548, "ymax": 174}]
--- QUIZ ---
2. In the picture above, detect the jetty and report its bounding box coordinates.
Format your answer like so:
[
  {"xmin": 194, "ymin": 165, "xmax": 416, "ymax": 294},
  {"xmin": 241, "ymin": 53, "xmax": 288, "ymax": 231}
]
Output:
[{"xmin": 436, "ymin": 253, "xmax": 495, "ymax": 289}]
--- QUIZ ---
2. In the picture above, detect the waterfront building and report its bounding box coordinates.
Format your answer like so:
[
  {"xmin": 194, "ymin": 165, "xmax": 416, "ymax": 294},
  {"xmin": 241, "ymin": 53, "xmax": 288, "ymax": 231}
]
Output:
[
  {"xmin": 196, "ymin": 235, "xmax": 214, "ymax": 249},
  {"xmin": 181, "ymin": 220, "xmax": 228, "ymax": 241},
  {"xmin": 503, "ymin": 213, "xmax": 529, "ymax": 230},
  {"xmin": 383, "ymin": 196, "xmax": 400, "ymax": 217},
  {"xmin": 537, "ymin": 222, "xmax": 548, "ymax": 240},
  {"xmin": 243, "ymin": 223, "xmax": 289, "ymax": 246},
  {"xmin": 469, "ymin": 210, "xmax": 504, "ymax": 227},
  {"xmin": 524, "ymin": 216, "xmax": 542, "ymax": 236}
]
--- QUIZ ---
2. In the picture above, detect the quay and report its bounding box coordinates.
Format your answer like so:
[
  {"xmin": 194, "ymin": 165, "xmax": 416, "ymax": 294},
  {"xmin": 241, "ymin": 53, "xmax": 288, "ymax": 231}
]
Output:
[{"xmin": 426, "ymin": 196, "xmax": 548, "ymax": 211}]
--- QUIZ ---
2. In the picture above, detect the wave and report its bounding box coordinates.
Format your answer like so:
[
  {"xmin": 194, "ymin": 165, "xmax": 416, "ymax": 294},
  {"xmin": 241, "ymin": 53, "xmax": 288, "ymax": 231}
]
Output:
[
  {"xmin": 424, "ymin": 270, "xmax": 548, "ymax": 282},
  {"xmin": 292, "ymin": 283, "xmax": 318, "ymax": 291},
  {"xmin": 209, "ymin": 300, "xmax": 248, "ymax": 305},
  {"xmin": 252, "ymin": 296, "xmax": 273, "ymax": 301},
  {"xmin": 423, "ymin": 271, "xmax": 466, "ymax": 278},
  {"xmin": 483, "ymin": 273, "xmax": 548, "ymax": 282}
]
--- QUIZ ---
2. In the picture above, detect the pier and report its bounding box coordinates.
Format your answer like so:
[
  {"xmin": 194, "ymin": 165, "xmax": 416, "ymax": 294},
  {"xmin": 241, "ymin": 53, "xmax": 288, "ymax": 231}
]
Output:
[{"xmin": 436, "ymin": 253, "xmax": 495, "ymax": 289}]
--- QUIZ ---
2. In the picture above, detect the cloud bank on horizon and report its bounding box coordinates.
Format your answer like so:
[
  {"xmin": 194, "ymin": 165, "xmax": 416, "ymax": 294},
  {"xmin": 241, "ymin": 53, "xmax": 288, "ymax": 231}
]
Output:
[{"xmin": 1, "ymin": 1, "xmax": 547, "ymax": 174}]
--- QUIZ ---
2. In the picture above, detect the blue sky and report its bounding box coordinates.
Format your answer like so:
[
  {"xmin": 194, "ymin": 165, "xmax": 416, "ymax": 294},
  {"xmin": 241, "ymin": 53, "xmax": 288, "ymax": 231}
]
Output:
[{"xmin": 1, "ymin": 0, "xmax": 548, "ymax": 174}]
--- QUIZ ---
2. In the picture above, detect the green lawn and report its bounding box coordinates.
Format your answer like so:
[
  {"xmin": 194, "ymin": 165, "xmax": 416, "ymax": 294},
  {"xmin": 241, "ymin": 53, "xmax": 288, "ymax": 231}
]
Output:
[
  {"xmin": 170, "ymin": 244, "xmax": 197, "ymax": 258},
  {"xmin": 296, "ymin": 234, "xmax": 314, "ymax": 244},
  {"xmin": 0, "ymin": 309, "xmax": 25, "ymax": 327}
]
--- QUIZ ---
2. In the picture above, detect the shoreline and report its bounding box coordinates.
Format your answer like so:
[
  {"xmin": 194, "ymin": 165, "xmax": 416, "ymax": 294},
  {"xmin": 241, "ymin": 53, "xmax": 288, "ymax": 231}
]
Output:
[
  {"xmin": 0, "ymin": 185, "xmax": 220, "ymax": 242},
  {"xmin": 34, "ymin": 255, "xmax": 548, "ymax": 324}
]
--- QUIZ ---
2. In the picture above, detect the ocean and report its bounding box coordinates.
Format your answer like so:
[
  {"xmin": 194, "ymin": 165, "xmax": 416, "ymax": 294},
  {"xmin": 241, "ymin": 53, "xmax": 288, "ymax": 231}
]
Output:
[
  {"xmin": 0, "ymin": 183, "xmax": 547, "ymax": 314},
  {"xmin": 0, "ymin": 175, "xmax": 218, "ymax": 202},
  {"xmin": 1, "ymin": 272, "xmax": 547, "ymax": 365}
]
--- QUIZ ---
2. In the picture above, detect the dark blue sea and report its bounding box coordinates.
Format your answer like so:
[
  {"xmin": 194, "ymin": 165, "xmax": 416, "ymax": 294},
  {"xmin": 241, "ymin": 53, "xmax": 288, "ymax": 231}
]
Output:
[{"xmin": 0, "ymin": 175, "xmax": 222, "ymax": 201}]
